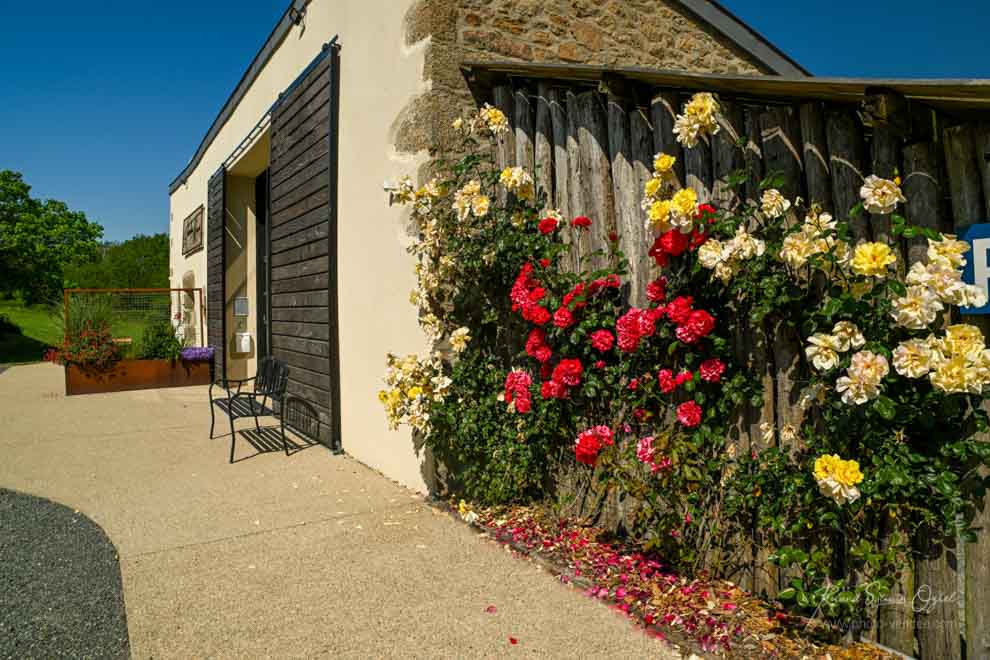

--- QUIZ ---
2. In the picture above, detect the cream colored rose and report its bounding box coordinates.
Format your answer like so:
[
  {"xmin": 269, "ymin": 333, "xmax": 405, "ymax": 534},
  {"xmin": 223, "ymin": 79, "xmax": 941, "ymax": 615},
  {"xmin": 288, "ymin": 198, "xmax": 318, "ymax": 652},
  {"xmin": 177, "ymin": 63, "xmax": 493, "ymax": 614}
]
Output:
[
  {"xmin": 848, "ymin": 350, "xmax": 889, "ymax": 384},
  {"xmin": 893, "ymin": 339, "xmax": 933, "ymax": 378},
  {"xmin": 697, "ymin": 239, "xmax": 725, "ymax": 270},
  {"xmin": 727, "ymin": 224, "xmax": 766, "ymax": 260},
  {"xmin": 831, "ymin": 321, "xmax": 865, "ymax": 352},
  {"xmin": 890, "ymin": 285, "xmax": 943, "ymax": 330},
  {"xmin": 836, "ymin": 374, "xmax": 880, "ymax": 406},
  {"xmin": 806, "ymin": 333, "xmax": 841, "ymax": 371},
  {"xmin": 860, "ymin": 175, "xmax": 906, "ymax": 215},
  {"xmin": 760, "ymin": 188, "xmax": 791, "ymax": 219},
  {"xmin": 927, "ymin": 234, "xmax": 970, "ymax": 269}
]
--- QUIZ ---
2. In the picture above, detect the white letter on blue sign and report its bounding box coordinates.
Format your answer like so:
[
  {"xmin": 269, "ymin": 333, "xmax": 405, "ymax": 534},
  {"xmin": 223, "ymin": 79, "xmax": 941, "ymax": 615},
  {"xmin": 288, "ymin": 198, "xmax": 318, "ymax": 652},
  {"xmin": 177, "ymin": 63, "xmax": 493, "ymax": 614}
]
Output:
[{"xmin": 974, "ymin": 238, "xmax": 990, "ymax": 295}]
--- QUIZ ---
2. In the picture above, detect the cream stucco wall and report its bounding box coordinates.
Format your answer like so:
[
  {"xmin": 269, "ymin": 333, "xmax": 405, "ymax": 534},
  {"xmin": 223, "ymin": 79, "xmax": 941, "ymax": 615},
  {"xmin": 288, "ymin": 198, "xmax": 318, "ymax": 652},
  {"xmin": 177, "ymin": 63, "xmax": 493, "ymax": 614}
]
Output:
[{"xmin": 169, "ymin": 0, "xmax": 431, "ymax": 491}]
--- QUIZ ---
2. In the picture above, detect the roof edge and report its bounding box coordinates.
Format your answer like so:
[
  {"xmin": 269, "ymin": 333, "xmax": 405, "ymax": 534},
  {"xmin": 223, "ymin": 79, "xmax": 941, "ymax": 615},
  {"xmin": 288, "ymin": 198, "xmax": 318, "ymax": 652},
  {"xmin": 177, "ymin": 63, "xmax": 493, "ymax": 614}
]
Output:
[
  {"xmin": 668, "ymin": 0, "xmax": 810, "ymax": 77},
  {"xmin": 169, "ymin": 0, "xmax": 309, "ymax": 195}
]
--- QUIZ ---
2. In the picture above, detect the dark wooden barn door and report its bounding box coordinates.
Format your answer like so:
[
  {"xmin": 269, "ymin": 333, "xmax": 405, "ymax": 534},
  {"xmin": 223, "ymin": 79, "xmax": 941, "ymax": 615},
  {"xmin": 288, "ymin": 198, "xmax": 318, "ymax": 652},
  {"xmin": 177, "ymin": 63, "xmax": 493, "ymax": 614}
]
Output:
[
  {"xmin": 207, "ymin": 167, "xmax": 226, "ymax": 380},
  {"xmin": 267, "ymin": 43, "xmax": 341, "ymax": 450}
]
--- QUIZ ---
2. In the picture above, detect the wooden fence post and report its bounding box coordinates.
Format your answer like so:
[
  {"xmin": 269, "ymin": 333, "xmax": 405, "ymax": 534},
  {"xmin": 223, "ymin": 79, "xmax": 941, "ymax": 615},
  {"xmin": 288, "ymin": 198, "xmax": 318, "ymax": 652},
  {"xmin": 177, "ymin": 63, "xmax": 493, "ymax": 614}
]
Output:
[
  {"xmin": 713, "ymin": 99, "xmax": 745, "ymax": 209},
  {"xmin": 760, "ymin": 106, "xmax": 805, "ymax": 204}
]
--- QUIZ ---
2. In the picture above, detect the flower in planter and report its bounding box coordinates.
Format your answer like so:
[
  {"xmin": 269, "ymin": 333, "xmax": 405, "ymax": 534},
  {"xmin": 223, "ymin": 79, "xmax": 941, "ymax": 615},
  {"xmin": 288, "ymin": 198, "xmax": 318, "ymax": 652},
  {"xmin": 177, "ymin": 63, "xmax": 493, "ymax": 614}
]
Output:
[{"xmin": 180, "ymin": 346, "xmax": 214, "ymax": 362}]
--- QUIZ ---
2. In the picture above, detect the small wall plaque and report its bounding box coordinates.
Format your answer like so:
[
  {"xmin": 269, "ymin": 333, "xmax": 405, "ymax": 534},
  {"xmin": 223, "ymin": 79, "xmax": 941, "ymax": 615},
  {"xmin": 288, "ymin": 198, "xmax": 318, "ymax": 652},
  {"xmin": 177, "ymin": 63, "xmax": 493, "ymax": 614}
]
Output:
[{"xmin": 181, "ymin": 205, "xmax": 204, "ymax": 256}]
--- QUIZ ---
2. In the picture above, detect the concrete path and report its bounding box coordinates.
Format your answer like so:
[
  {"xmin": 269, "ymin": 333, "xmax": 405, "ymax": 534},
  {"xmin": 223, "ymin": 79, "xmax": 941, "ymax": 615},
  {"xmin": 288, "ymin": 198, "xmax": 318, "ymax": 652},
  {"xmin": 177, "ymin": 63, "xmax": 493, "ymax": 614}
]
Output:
[{"xmin": 0, "ymin": 364, "xmax": 674, "ymax": 659}]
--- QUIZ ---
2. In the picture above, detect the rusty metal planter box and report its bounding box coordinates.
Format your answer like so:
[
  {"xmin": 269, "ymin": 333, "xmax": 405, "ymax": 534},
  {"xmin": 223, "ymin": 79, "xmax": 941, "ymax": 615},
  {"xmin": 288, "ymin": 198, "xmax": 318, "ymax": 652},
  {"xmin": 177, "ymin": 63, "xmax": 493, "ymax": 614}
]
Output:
[{"xmin": 65, "ymin": 359, "xmax": 212, "ymax": 396}]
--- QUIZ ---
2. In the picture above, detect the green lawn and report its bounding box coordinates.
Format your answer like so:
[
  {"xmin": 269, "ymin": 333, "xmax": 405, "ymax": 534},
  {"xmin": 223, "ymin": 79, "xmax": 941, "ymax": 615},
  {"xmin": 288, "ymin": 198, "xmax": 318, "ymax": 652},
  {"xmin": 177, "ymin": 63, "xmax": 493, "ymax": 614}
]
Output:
[{"xmin": 0, "ymin": 300, "xmax": 63, "ymax": 364}]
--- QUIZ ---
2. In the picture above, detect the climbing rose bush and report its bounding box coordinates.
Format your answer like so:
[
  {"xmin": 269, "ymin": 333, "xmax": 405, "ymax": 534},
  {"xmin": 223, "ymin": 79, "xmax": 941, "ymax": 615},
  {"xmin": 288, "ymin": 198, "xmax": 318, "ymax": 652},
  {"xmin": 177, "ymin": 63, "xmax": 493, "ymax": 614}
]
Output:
[{"xmin": 381, "ymin": 97, "xmax": 990, "ymax": 631}]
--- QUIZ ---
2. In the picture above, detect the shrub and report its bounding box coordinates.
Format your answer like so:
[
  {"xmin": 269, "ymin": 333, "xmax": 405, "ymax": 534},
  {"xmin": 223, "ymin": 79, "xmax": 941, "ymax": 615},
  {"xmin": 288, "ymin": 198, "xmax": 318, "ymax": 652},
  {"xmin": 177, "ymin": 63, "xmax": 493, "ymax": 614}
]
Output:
[{"xmin": 138, "ymin": 320, "xmax": 185, "ymax": 360}]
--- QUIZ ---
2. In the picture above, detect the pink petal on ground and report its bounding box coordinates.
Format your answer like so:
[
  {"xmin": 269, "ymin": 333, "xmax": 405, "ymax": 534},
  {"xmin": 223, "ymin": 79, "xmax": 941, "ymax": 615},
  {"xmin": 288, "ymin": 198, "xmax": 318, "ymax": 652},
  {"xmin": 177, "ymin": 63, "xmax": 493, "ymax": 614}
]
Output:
[
  {"xmin": 508, "ymin": 637, "xmax": 518, "ymax": 645},
  {"xmin": 485, "ymin": 605, "xmax": 497, "ymax": 614}
]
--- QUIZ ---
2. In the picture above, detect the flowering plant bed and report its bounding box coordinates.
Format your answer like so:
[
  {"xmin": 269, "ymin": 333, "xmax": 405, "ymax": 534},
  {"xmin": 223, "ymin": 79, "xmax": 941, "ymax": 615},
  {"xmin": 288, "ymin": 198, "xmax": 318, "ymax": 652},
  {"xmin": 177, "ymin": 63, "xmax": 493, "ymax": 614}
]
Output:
[
  {"xmin": 455, "ymin": 502, "xmax": 895, "ymax": 659},
  {"xmin": 64, "ymin": 357, "xmax": 212, "ymax": 395}
]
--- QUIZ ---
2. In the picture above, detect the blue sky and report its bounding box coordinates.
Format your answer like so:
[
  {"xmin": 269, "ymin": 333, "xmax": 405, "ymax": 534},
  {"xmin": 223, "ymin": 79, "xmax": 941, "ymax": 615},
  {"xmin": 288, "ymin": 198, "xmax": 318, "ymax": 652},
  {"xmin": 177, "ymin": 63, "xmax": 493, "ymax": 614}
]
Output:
[{"xmin": 1, "ymin": 1, "xmax": 988, "ymax": 242}]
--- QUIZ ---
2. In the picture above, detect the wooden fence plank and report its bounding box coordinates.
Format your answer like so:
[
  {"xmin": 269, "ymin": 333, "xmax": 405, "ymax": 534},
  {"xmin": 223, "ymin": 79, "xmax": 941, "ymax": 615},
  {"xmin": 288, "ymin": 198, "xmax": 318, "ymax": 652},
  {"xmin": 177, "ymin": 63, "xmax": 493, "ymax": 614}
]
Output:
[
  {"xmin": 760, "ymin": 106, "xmax": 805, "ymax": 203},
  {"xmin": 976, "ymin": 122, "xmax": 990, "ymax": 219},
  {"xmin": 630, "ymin": 107, "xmax": 657, "ymax": 284},
  {"xmin": 713, "ymin": 99, "xmax": 745, "ymax": 209},
  {"xmin": 650, "ymin": 90, "xmax": 685, "ymax": 188},
  {"xmin": 534, "ymin": 82, "xmax": 555, "ymax": 206},
  {"xmin": 493, "ymin": 85, "xmax": 515, "ymax": 203},
  {"xmin": 607, "ymin": 94, "xmax": 647, "ymax": 305},
  {"xmin": 573, "ymin": 91, "xmax": 616, "ymax": 271},
  {"xmin": 549, "ymin": 87, "xmax": 576, "ymax": 272},
  {"xmin": 566, "ymin": 90, "xmax": 590, "ymax": 269},
  {"xmin": 515, "ymin": 87, "xmax": 535, "ymax": 174},
  {"xmin": 826, "ymin": 106, "xmax": 869, "ymax": 242},
  {"xmin": 903, "ymin": 143, "xmax": 942, "ymax": 266},
  {"xmin": 799, "ymin": 102, "xmax": 833, "ymax": 211},
  {"xmin": 743, "ymin": 106, "xmax": 765, "ymax": 205},
  {"xmin": 869, "ymin": 97, "xmax": 904, "ymax": 247}
]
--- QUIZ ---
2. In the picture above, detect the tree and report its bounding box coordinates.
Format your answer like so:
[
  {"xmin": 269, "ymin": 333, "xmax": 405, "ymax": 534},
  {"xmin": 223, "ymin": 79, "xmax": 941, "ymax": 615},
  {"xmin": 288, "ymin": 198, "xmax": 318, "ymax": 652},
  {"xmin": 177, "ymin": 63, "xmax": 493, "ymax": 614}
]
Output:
[
  {"xmin": 64, "ymin": 233, "xmax": 169, "ymax": 289},
  {"xmin": 0, "ymin": 170, "xmax": 104, "ymax": 304}
]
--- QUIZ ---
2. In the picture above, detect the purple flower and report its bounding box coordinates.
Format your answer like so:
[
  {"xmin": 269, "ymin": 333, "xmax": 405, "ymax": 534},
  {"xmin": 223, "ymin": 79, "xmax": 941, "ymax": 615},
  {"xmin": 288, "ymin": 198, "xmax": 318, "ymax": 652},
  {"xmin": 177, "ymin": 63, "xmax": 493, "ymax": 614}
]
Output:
[{"xmin": 180, "ymin": 346, "xmax": 214, "ymax": 362}]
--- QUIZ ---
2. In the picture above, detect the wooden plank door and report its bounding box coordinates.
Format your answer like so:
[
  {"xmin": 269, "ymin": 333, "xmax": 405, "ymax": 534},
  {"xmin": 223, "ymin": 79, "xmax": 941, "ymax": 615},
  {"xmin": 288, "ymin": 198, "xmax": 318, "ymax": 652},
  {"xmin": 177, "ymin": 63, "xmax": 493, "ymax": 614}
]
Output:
[{"xmin": 268, "ymin": 42, "xmax": 341, "ymax": 450}]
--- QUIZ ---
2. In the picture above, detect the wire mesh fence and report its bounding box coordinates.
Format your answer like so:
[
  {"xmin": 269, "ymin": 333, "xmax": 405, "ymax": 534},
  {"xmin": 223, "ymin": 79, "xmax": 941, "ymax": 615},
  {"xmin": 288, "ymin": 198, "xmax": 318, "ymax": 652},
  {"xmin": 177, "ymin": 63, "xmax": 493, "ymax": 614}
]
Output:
[{"xmin": 63, "ymin": 288, "xmax": 205, "ymax": 358}]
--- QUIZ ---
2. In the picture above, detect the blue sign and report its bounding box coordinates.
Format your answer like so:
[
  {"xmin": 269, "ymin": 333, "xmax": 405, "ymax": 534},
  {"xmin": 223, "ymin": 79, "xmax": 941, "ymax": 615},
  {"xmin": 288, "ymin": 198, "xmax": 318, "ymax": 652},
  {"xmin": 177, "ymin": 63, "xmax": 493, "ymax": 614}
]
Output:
[{"xmin": 961, "ymin": 223, "xmax": 990, "ymax": 315}]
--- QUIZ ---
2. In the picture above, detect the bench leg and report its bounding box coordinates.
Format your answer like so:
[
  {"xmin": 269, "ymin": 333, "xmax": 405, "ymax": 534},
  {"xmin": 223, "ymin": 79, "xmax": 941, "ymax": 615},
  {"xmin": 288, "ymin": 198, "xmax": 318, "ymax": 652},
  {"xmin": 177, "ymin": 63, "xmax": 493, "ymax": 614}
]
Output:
[{"xmin": 228, "ymin": 414, "xmax": 236, "ymax": 464}]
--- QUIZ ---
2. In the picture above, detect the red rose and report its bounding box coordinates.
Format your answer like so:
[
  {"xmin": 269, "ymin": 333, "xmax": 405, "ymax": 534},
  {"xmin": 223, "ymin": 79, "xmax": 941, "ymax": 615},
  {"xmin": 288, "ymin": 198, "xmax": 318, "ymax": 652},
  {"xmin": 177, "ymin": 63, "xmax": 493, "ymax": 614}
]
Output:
[
  {"xmin": 648, "ymin": 237, "xmax": 670, "ymax": 267},
  {"xmin": 525, "ymin": 328, "xmax": 552, "ymax": 363},
  {"xmin": 676, "ymin": 401, "xmax": 702, "ymax": 428},
  {"xmin": 574, "ymin": 425, "xmax": 614, "ymax": 466},
  {"xmin": 523, "ymin": 304, "xmax": 551, "ymax": 325},
  {"xmin": 646, "ymin": 278, "xmax": 667, "ymax": 303},
  {"xmin": 540, "ymin": 362, "xmax": 552, "ymax": 380},
  {"xmin": 541, "ymin": 380, "xmax": 567, "ymax": 399},
  {"xmin": 658, "ymin": 229, "xmax": 690, "ymax": 256},
  {"xmin": 589, "ymin": 329, "xmax": 615, "ymax": 352},
  {"xmin": 504, "ymin": 371, "xmax": 533, "ymax": 414},
  {"xmin": 609, "ymin": 231, "xmax": 618, "ymax": 242},
  {"xmin": 539, "ymin": 258, "xmax": 551, "ymax": 268},
  {"xmin": 666, "ymin": 296, "xmax": 694, "ymax": 325},
  {"xmin": 594, "ymin": 360, "xmax": 606, "ymax": 369},
  {"xmin": 616, "ymin": 308, "xmax": 644, "ymax": 352},
  {"xmin": 552, "ymin": 358, "xmax": 584, "ymax": 387},
  {"xmin": 674, "ymin": 370, "xmax": 693, "ymax": 386},
  {"xmin": 675, "ymin": 309, "xmax": 715, "ymax": 344},
  {"xmin": 658, "ymin": 369, "xmax": 676, "ymax": 394},
  {"xmin": 689, "ymin": 229, "xmax": 708, "ymax": 249},
  {"xmin": 699, "ymin": 358, "xmax": 726, "ymax": 383},
  {"xmin": 538, "ymin": 217, "xmax": 559, "ymax": 234},
  {"xmin": 627, "ymin": 378, "xmax": 640, "ymax": 391},
  {"xmin": 696, "ymin": 203, "xmax": 717, "ymax": 217},
  {"xmin": 571, "ymin": 215, "xmax": 592, "ymax": 228},
  {"xmin": 562, "ymin": 283, "xmax": 586, "ymax": 309},
  {"xmin": 553, "ymin": 307, "xmax": 575, "ymax": 329}
]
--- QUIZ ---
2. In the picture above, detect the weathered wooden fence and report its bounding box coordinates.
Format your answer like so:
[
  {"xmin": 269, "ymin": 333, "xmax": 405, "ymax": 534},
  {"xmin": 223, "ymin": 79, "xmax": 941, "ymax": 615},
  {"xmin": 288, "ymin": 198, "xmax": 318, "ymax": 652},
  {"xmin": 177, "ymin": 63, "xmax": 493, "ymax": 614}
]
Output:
[{"xmin": 468, "ymin": 65, "xmax": 990, "ymax": 659}]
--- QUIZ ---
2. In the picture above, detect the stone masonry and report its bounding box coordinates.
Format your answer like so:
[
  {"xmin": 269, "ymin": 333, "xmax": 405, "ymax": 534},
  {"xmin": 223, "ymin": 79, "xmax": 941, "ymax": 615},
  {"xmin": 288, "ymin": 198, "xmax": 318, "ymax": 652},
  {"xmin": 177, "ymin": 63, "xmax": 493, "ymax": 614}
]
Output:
[{"xmin": 398, "ymin": 0, "xmax": 768, "ymax": 156}]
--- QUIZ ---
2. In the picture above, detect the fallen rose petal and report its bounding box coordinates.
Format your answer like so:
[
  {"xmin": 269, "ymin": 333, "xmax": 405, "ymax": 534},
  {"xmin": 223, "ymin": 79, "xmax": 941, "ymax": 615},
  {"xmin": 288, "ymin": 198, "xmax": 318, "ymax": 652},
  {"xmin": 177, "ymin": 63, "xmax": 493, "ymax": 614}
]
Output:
[
  {"xmin": 508, "ymin": 637, "xmax": 518, "ymax": 645},
  {"xmin": 485, "ymin": 605, "xmax": 497, "ymax": 614}
]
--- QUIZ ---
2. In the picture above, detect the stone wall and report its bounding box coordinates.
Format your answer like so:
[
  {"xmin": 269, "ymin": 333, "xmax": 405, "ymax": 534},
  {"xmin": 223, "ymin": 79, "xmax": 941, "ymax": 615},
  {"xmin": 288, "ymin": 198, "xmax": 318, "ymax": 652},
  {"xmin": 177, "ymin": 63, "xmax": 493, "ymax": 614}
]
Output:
[{"xmin": 398, "ymin": 0, "xmax": 768, "ymax": 155}]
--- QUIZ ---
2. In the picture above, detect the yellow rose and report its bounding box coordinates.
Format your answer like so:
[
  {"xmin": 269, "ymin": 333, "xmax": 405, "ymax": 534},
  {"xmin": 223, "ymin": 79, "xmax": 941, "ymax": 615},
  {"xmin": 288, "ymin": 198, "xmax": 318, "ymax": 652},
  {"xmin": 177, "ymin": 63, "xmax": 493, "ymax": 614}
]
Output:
[
  {"xmin": 814, "ymin": 454, "xmax": 841, "ymax": 481},
  {"xmin": 654, "ymin": 153, "xmax": 677, "ymax": 175},
  {"xmin": 648, "ymin": 199, "xmax": 671, "ymax": 228},
  {"xmin": 943, "ymin": 324, "xmax": 985, "ymax": 359},
  {"xmin": 471, "ymin": 195, "xmax": 490, "ymax": 217},
  {"xmin": 834, "ymin": 460, "xmax": 864, "ymax": 487},
  {"xmin": 644, "ymin": 177, "xmax": 663, "ymax": 198},
  {"xmin": 851, "ymin": 242, "xmax": 896, "ymax": 277},
  {"xmin": 670, "ymin": 187, "xmax": 698, "ymax": 218}
]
